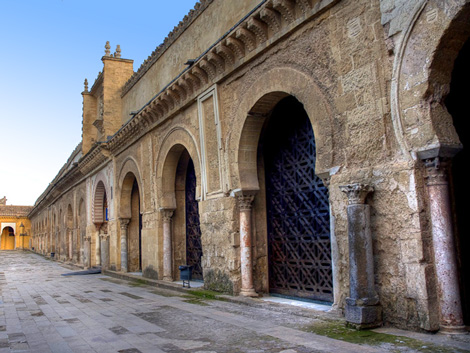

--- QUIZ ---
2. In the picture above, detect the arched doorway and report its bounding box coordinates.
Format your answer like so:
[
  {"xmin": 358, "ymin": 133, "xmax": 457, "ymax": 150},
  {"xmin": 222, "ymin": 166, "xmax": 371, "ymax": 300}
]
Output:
[
  {"xmin": 1, "ymin": 227, "xmax": 15, "ymax": 250},
  {"xmin": 445, "ymin": 37, "xmax": 470, "ymax": 326},
  {"xmin": 128, "ymin": 179, "xmax": 142, "ymax": 272},
  {"xmin": 77, "ymin": 199, "xmax": 85, "ymax": 263},
  {"xmin": 120, "ymin": 171, "xmax": 142, "ymax": 273},
  {"xmin": 160, "ymin": 142, "xmax": 203, "ymax": 281},
  {"xmin": 260, "ymin": 96, "xmax": 332, "ymax": 302},
  {"xmin": 66, "ymin": 205, "xmax": 73, "ymax": 260},
  {"xmin": 184, "ymin": 158, "xmax": 203, "ymax": 280},
  {"xmin": 93, "ymin": 180, "xmax": 109, "ymax": 267}
]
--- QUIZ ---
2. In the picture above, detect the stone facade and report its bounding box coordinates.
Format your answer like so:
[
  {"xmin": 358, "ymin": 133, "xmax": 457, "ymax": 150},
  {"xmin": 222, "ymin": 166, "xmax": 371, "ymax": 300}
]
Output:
[
  {"xmin": 0, "ymin": 197, "xmax": 32, "ymax": 250},
  {"xmin": 28, "ymin": 0, "xmax": 470, "ymax": 333}
]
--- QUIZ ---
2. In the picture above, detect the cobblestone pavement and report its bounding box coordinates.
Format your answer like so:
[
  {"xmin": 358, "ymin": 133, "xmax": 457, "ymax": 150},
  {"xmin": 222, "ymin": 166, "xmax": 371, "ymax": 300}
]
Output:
[{"xmin": 0, "ymin": 251, "xmax": 469, "ymax": 353}]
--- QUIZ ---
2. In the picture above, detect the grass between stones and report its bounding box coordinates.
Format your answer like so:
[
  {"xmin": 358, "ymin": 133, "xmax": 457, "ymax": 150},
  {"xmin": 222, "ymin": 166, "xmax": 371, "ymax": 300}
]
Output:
[
  {"xmin": 182, "ymin": 289, "xmax": 227, "ymax": 306},
  {"xmin": 303, "ymin": 322, "xmax": 469, "ymax": 353}
]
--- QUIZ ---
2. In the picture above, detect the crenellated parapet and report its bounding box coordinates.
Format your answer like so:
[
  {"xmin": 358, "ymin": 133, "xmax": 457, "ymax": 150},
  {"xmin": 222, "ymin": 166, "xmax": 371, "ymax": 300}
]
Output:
[{"xmin": 109, "ymin": 0, "xmax": 339, "ymax": 155}]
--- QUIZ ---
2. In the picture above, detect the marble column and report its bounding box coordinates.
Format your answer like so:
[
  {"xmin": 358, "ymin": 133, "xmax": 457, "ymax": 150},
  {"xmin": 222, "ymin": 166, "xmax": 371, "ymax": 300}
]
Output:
[
  {"xmin": 237, "ymin": 192, "xmax": 258, "ymax": 297},
  {"xmin": 120, "ymin": 218, "xmax": 130, "ymax": 272},
  {"xmin": 340, "ymin": 183, "xmax": 381, "ymax": 328},
  {"xmin": 422, "ymin": 157, "xmax": 464, "ymax": 333},
  {"xmin": 161, "ymin": 209, "xmax": 174, "ymax": 281},
  {"xmin": 100, "ymin": 232, "xmax": 110, "ymax": 271},
  {"xmin": 95, "ymin": 226, "xmax": 101, "ymax": 266}
]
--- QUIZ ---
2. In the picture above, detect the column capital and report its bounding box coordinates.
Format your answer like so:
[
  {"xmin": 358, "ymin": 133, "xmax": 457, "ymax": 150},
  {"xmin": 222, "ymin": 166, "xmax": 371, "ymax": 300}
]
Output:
[
  {"xmin": 423, "ymin": 156, "xmax": 449, "ymax": 186},
  {"xmin": 159, "ymin": 208, "xmax": 174, "ymax": 222},
  {"xmin": 99, "ymin": 233, "xmax": 110, "ymax": 240},
  {"xmin": 119, "ymin": 218, "xmax": 130, "ymax": 229},
  {"xmin": 340, "ymin": 183, "xmax": 374, "ymax": 205},
  {"xmin": 237, "ymin": 194, "xmax": 255, "ymax": 211}
]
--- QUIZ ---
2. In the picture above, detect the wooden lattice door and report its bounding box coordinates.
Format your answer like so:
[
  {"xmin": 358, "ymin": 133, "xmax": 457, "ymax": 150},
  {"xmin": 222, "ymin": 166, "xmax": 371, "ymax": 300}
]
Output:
[
  {"xmin": 264, "ymin": 97, "xmax": 333, "ymax": 302},
  {"xmin": 185, "ymin": 159, "xmax": 203, "ymax": 280}
]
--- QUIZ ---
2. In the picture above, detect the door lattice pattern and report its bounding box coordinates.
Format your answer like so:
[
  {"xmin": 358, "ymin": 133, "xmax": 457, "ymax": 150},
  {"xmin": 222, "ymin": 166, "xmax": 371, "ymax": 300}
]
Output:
[
  {"xmin": 185, "ymin": 159, "xmax": 203, "ymax": 280},
  {"xmin": 265, "ymin": 98, "xmax": 332, "ymax": 302}
]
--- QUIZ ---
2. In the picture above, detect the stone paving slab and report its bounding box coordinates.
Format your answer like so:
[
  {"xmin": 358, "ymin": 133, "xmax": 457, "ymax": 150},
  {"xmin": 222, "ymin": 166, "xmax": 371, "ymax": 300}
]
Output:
[{"xmin": 0, "ymin": 251, "xmax": 468, "ymax": 353}]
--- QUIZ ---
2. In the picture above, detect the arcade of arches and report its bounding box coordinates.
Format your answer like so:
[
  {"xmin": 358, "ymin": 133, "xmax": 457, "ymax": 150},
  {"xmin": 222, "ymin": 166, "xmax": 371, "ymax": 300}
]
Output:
[{"xmin": 27, "ymin": 0, "xmax": 470, "ymax": 333}]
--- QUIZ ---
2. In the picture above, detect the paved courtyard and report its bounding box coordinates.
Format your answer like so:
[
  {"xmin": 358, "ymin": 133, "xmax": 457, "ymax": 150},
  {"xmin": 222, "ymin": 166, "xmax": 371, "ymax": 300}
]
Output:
[{"xmin": 0, "ymin": 251, "xmax": 468, "ymax": 353}]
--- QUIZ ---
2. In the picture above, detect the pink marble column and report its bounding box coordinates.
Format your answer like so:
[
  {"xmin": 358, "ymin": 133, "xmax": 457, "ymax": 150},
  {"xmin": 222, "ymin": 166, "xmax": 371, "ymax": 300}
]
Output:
[
  {"xmin": 161, "ymin": 209, "xmax": 174, "ymax": 281},
  {"xmin": 120, "ymin": 218, "xmax": 130, "ymax": 272},
  {"xmin": 423, "ymin": 157, "xmax": 465, "ymax": 333},
  {"xmin": 237, "ymin": 193, "xmax": 257, "ymax": 297}
]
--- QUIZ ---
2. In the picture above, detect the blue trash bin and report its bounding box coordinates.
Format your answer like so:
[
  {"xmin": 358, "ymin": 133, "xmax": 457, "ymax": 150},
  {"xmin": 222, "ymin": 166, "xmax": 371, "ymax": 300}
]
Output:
[{"xmin": 178, "ymin": 265, "xmax": 193, "ymax": 288}]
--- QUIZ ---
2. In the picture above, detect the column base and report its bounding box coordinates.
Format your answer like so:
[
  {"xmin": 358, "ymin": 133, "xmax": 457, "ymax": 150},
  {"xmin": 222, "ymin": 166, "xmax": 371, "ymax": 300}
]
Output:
[
  {"xmin": 439, "ymin": 325, "xmax": 467, "ymax": 335},
  {"xmin": 163, "ymin": 276, "xmax": 173, "ymax": 282},
  {"xmin": 240, "ymin": 288, "xmax": 258, "ymax": 297},
  {"xmin": 345, "ymin": 302, "xmax": 382, "ymax": 329}
]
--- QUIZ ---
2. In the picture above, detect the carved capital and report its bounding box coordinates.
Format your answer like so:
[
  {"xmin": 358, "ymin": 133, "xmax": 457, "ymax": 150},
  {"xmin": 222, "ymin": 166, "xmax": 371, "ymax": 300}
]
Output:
[
  {"xmin": 119, "ymin": 218, "xmax": 130, "ymax": 230},
  {"xmin": 160, "ymin": 208, "xmax": 174, "ymax": 222},
  {"xmin": 423, "ymin": 157, "xmax": 449, "ymax": 186},
  {"xmin": 99, "ymin": 233, "xmax": 110, "ymax": 241},
  {"xmin": 340, "ymin": 183, "xmax": 374, "ymax": 205},
  {"xmin": 237, "ymin": 195, "xmax": 255, "ymax": 211}
]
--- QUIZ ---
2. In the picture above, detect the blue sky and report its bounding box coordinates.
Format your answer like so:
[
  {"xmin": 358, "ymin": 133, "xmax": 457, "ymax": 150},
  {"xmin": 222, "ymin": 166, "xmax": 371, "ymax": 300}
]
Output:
[{"xmin": 0, "ymin": 0, "xmax": 198, "ymax": 205}]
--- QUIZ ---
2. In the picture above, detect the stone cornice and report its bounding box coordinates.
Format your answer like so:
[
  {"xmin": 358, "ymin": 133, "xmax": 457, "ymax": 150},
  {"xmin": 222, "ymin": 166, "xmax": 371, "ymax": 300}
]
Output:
[
  {"xmin": 79, "ymin": 143, "xmax": 111, "ymax": 175},
  {"xmin": 109, "ymin": 0, "xmax": 340, "ymax": 155},
  {"xmin": 121, "ymin": 0, "xmax": 214, "ymax": 95}
]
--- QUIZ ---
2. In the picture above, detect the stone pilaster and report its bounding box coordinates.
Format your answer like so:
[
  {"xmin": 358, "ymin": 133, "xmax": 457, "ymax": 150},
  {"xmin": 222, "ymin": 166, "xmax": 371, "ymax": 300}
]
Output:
[
  {"xmin": 422, "ymin": 157, "xmax": 465, "ymax": 333},
  {"xmin": 340, "ymin": 183, "xmax": 382, "ymax": 328},
  {"xmin": 236, "ymin": 191, "xmax": 258, "ymax": 297},
  {"xmin": 120, "ymin": 218, "xmax": 130, "ymax": 272},
  {"xmin": 160, "ymin": 209, "xmax": 175, "ymax": 281}
]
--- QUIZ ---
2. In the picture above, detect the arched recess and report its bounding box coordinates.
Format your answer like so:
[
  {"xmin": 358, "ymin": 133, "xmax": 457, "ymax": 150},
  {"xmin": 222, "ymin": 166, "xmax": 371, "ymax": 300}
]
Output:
[
  {"xmin": 58, "ymin": 208, "xmax": 63, "ymax": 258},
  {"xmin": 118, "ymin": 158, "xmax": 143, "ymax": 219},
  {"xmin": 118, "ymin": 159, "xmax": 143, "ymax": 273},
  {"xmin": 0, "ymin": 227, "xmax": 15, "ymax": 250},
  {"xmin": 66, "ymin": 204, "xmax": 73, "ymax": 260},
  {"xmin": 229, "ymin": 67, "xmax": 334, "ymax": 192},
  {"xmin": 156, "ymin": 127, "xmax": 203, "ymax": 280},
  {"xmin": 77, "ymin": 198, "xmax": 85, "ymax": 263},
  {"xmin": 92, "ymin": 176, "xmax": 110, "ymax": 225},
  {"xmin": 394, "ymin": 1, "xmax": 470, "ymax": 157},
  {"xmin": 156, "ymin": 127, "xmax": 202, "ymax": 209}
]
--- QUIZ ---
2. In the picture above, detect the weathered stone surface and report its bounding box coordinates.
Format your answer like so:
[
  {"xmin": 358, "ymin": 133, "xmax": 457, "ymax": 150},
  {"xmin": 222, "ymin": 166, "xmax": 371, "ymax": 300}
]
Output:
[{"xmin": 26, "ymin": 0, "xmax": 470, "ymax": 333}]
